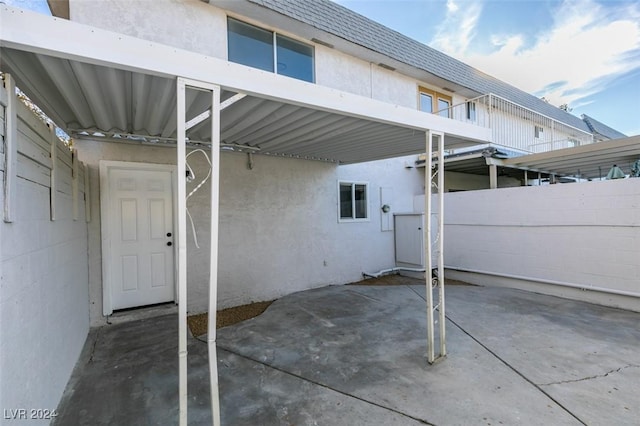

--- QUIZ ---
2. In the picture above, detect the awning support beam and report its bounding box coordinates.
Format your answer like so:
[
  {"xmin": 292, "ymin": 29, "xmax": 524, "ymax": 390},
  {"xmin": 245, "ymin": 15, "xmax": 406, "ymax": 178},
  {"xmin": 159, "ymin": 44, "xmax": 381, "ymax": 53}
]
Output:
[
  {"xmin": 425, "ymin": 130, "xmax": 446, "ymax": 364},
  {"xmin": 176, "ymin": 77, "xmax": 188, "ymax": 426},
  {"xmin": 3, "ymin": 74, "xmax": 17, "ymax": 222},
  {"xmin": 207, "ymin": 85, "xmax": 222, "ymax": 426},
  {"xmin": 176, "ymin": 77, "xmax": 222, "ymax": 426},
  {"xmin": 185, "ymin": 93, "xmax": 246, "ymax": 132}
]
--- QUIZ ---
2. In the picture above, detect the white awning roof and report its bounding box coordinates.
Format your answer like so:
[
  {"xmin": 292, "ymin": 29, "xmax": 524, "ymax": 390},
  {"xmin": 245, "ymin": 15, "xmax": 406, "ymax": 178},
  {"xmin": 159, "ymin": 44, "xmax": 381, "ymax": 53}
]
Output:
[
  {"xmin": 423, "ymin": 137, "xmax": 640, "ymax": 181},
  {"xmin": 500, "ymin": 136, "xmax": 640, "ymax": 180},
  {"xmin": 0, "ymin": 5, "xmax": 490, "ymax": 164}
]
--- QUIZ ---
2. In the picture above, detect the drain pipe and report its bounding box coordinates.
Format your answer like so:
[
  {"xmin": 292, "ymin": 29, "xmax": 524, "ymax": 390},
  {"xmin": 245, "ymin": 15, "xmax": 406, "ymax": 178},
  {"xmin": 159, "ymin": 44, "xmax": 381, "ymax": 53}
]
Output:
[
  {"xmin": 446, "ymin": 266, "xmax": 640, "ymax": 298},
  {"xmin": 363, "ymin": 267, "xmax": 426, "ymax": 279}
]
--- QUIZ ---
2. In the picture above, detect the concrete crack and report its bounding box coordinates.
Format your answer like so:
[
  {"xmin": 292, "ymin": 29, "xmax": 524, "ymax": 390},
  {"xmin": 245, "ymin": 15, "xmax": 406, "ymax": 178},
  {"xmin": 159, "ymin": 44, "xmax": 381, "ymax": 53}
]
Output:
[
  {"xmin": 538, "ymin": 364, "xmax": 640, "ymax": 386},
  {"xmin": 88, "ymin": 328, "xmax": 101, "ymax": 364}
]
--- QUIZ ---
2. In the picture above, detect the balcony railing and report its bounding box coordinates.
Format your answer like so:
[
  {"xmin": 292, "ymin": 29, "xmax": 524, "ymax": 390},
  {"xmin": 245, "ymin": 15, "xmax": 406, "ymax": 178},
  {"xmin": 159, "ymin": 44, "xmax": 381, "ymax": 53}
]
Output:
[{"xmin": 437, "ymin": 93, "xmax": 594, "ymax": 154}]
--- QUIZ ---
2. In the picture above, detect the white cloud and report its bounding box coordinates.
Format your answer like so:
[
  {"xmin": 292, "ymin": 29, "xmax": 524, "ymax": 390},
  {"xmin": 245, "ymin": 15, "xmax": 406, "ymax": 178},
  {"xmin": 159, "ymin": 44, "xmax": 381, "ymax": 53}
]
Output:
[
  {"xmin": 431, "ymin": 0, "xmax": 482, "ymax": 58},
  {"xmin": 441, "ymin": 0, "xmax": 640, "ymax": 108}
]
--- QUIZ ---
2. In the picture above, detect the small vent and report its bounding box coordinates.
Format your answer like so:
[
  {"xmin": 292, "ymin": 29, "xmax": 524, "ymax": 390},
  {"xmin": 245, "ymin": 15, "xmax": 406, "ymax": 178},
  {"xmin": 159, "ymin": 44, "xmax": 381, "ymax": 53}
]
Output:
[{"xmin": 377, "ymin": 63, "xmax": 396, "ymax": 71}]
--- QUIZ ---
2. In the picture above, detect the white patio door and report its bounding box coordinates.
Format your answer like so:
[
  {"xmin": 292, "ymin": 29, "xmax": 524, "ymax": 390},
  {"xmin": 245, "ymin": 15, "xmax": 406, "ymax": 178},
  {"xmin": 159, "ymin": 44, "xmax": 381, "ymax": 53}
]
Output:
[{"xmin": 105, "ymin": 165, "xmax": 175, "ymax": 311}]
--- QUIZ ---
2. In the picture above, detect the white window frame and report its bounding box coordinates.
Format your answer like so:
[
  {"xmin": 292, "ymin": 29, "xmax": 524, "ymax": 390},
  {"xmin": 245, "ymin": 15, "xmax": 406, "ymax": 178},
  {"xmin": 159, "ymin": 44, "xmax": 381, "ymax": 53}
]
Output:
[
  {"xmin": 418, "ymin": 86, "xmax": 452, "ymax": 118},
  {"xmin": 337, "ymin": 180, "xmax": 369, "ymax": 222}
]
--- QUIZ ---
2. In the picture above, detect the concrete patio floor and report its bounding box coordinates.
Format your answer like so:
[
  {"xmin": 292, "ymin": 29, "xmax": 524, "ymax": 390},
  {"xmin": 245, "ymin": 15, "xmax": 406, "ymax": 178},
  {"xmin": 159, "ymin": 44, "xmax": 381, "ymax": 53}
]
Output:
[{"xmin": 54, "ymin": 279, "xmax": 640, "ymax": 425}]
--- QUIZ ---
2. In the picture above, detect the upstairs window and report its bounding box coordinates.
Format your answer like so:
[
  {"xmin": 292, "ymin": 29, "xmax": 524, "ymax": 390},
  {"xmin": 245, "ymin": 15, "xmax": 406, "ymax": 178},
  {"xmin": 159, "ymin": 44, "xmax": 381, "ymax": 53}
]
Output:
[
  {"xmin": 228, "ymin": 18, "xmax": 314, "ymax": 83},
  {"xmin": 419, "ymin": 86, "xmax": 452, "ymax": 118},
  {"xmin": 339, "ymin": 181, "xmax": 368, "ymax": 221},
  {"xmin": 227, "ymin": 18, "xmax": 274, "ymax": 72}
]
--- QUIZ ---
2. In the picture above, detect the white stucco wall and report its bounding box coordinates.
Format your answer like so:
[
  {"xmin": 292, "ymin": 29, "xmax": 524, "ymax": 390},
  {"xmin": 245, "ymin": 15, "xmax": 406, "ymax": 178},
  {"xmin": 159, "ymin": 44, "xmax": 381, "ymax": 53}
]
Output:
[
  {"xmin": 69, "ymin": 0, "xmax": 228, "ymax": 59},
  {"xmin": 75, "ymin": 139, "xmax": 424, "ymax": 325},
  {"xmin": 0, "ymin": 105, "xmax": 88, "ymax": 422},
  {"xmin": 443, "ymin": 179, "xmax": 640, "ymax": 311},
  {"xmin": 68, "ymin": 0, "xmax": 455, "ymax": 112}
]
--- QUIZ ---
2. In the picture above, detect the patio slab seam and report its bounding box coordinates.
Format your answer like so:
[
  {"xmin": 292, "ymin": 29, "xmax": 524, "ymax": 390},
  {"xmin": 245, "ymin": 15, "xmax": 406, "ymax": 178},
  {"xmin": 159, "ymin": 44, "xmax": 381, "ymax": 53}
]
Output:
[
  {"xmin": 213, "ymin": 342, "xmax": 436, "ymax": 426},
  {"xmin": 406, "ymin": 284, "xmax": 589, "ymax": 426}
]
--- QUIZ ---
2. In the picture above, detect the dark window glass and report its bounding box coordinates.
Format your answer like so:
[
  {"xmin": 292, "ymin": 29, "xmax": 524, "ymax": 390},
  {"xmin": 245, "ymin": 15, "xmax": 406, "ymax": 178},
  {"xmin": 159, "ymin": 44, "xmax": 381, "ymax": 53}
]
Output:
[
  {"xmin": 466, "ymin": 102, "xmax": 477, "ymax": 121},
  {"xmin": 339, "ymin": 183, "xmax": 353, "ymax": 219},
  {"xmin": 228, "ymin": 18, "xmax": 274, "ymax": 72},
  {"xmin": 276, "ymin": 34, "xmax": 314, "ymax": 82},
  {"xmin": 354, "ymin": 184, "xmax": 367, "ymax": 219}
]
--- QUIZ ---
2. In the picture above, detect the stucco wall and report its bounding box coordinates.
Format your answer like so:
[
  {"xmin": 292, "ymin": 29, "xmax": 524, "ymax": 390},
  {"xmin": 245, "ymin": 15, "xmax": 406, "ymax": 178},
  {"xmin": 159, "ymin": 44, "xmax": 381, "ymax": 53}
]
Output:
[
  {"xmin": 0, "ymin": 98, "xmax": 88, "ymax": 423},
  {"xmin": 75, "ymin": 139, "xmax": 424, "ymax": 325},
  {"xmin": 443, "ymin": 180, "xmax": 640, "ymax": 311},
  {"xmin": 68, "ymin": 0, "xmax": 460, "ymax": 111},
  {"xmin": 69, "ymin": 0, "xmax": 228, "ymax": 59}
]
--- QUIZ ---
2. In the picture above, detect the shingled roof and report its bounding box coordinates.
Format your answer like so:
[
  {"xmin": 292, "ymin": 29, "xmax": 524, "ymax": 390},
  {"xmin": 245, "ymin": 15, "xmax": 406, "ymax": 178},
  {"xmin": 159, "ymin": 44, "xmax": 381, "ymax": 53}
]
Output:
[
  {"xmin": 581, "ymin": 114, "xmax": 627, "ymax": 140},
  {"xmin": 246, "ymin": 0, "xmax": 592, "ymax": 132}
]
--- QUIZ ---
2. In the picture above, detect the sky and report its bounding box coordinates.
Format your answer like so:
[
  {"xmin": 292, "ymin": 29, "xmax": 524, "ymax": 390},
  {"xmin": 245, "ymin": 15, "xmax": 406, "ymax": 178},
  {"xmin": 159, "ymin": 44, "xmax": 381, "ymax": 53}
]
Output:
[
  {"xmin": 334, "ymin": 0, "xmax": 640, "ymax": 136},
  {"xmin": 4, "ymin": 0, "xmax": 639, "ymax": 135}
]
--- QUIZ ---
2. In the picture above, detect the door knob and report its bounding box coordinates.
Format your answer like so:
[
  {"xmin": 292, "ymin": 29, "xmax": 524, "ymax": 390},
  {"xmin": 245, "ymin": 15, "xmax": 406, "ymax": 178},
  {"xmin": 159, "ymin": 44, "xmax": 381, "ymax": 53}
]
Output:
[
  {"xmin": 167, "ymin": 241, "xmax": 172, "ymax": 246},
  {"xmin": 167, "ymin": 232, "xmax": 172, "ymax": 237}
]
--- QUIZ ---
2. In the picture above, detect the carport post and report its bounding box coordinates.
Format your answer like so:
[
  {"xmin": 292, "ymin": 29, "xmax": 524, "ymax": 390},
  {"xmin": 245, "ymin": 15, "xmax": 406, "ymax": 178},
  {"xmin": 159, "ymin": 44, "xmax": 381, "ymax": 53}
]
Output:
[
  {"xmin": 424, "ymin": 130, "xmax": 446, "ymax": 364},
  {"xmin": 424, "ymin": 131, "xmax": 433, "ymax": 362},
  {"xmin": 436, "ymin": 132, "xmax": 446, "ymax": 359},
  {"xmin": 207, "ymin": 86, "xmax": 222, "ymax": 426},
  {"xmin": 176, "ymin": 78, "xmax": 189, "ymax": 426},
  {"xmin": 176, "ymin": 78, "xmax": 222, "ymax": 426}
]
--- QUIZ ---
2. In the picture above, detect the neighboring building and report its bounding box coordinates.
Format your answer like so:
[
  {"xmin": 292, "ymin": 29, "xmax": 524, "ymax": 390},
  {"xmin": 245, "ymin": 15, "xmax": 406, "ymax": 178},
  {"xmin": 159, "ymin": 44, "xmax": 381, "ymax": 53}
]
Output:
[
  {"xmin": 582, "ymin": 114, "xmax": 628, "ymax": 142},
  {"xmin": 0, "ymin": 0, "xmax": 634, "ymax": 419}
]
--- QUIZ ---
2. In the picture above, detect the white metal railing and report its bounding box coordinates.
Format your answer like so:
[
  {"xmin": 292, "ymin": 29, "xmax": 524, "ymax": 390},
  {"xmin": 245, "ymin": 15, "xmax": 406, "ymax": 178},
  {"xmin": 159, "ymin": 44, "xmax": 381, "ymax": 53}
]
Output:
[{"xmin": 436, "ymin": 93, "xmax": 594, "ymax": 154}]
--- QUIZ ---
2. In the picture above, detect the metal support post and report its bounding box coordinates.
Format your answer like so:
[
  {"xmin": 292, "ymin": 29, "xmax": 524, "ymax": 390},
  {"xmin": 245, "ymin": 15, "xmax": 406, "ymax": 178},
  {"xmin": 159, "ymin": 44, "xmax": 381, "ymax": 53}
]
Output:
[
  {"xmin": 3, "ymin": 74, "xmax": 17, "ymax": 223},
  {"xmin": 424, "ymin": 131, "xmax": 434, "ymax": 363},
  {"xmin": 489, "ymin": 164, "xmax": 498, "ymax": 189},
  {"xmin": 424, "ymin": 130, "xmax": 446, "ymax": 364},
  {"xmin": 176, "ymin": 78, "xmax": 188, "ymax": 426},
  {"xmin": 176, "ymin": 77, "xmax": 222, "ymax": 426},
  {"xmin": 207, "ymin": 86, "xmax": 222, "ymax": 426}
]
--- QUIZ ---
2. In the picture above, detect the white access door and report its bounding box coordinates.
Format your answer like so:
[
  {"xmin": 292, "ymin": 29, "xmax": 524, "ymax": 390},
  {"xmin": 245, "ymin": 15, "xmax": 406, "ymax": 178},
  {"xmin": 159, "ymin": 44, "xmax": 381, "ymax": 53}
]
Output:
[
  {"xmin": 107, "ymin": 167, "xmax": 175, "ymax": 310},
  {"xmin": 394, "ymin": 213, "xmax": 425, "ymax": 268}
]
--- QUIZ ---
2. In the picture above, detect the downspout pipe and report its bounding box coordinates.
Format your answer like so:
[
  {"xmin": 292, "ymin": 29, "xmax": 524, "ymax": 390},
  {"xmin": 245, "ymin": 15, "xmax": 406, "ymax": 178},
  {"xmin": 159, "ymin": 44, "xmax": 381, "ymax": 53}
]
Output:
[
  {"xmin": 363, "ymin": 267, "xmax": 426, "ymax": 279},
  {"xmin": 446, "ymin": 266, "xmax": 640, "ymax": 298}
]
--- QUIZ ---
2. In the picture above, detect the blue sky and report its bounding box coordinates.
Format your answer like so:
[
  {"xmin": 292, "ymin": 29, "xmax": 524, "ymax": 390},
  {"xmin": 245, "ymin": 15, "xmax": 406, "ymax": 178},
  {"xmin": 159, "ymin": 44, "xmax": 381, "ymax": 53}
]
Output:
[
  {"xmin": 334, "ymin": 0, "xmax": 640, "ymax": 136},
  {"xmin": 5, "ymin": 0, "xmax": 639, "ymax": 135}
]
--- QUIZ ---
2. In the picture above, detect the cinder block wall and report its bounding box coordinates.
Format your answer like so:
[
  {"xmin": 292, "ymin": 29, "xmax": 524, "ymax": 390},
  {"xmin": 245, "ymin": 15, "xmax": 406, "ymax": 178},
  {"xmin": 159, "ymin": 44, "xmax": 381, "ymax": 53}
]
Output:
[
  {"xmin": 0, "ymin": 85, "xmax": 89, "ymax": 422},
  {"xmin": 444, "ymin": 180, "xmax": 640, "ymax": 311}
]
